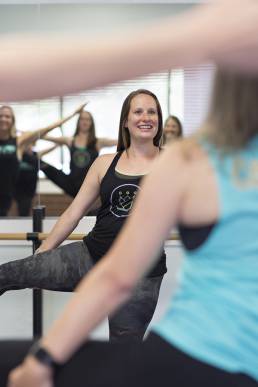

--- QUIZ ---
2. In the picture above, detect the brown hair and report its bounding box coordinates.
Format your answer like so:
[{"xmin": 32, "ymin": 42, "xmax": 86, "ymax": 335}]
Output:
[
  {"xmin": 204, "ymin": 69, "xmax": 258, "ymax": 150},
  {"xmin": 0, "ymin": 105, "xmax": 16, "ymax": 138},
  {"xmin": 117, "ymin": 89, "xmax": 163, "ymax": 152},
  {"xmin": 74, "ymin": 110, "xmax": 97, "ymax": 148}
]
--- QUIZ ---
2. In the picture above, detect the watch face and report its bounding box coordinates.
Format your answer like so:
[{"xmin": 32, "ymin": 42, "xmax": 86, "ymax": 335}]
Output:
[
  {"xmin": 29, "ymin": 341, "xmax": 41, "ymax": 356},
  {"xmin": 29, "ymin": 342, "xmax": 59, "ymax": 369}
]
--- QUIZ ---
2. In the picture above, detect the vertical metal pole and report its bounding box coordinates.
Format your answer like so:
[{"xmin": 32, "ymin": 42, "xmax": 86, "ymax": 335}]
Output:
[
  {"xmin": 59, "ymin": 96, "xmax": 65, "ymax": 170},
  {"xmin": 167, "ymin": 69, "xmax": 172, "ymax": 117},
  {"xmin": 32, "ymin": 205, "xmax": 45, "ymax": 339}
]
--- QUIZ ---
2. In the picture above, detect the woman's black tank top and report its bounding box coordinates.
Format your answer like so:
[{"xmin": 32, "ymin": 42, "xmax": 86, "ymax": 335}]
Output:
[
  {"xmin": 69, "ymin": 141, "xmax": 98, "ymax": 185},
  {"xmin": 15, "ymin": 151, "xmax": 38, "ymax": 197},
  {"xmin": 84, "ymin": 152, "xmax": 167, "ymax": 277},
  {"xmin": 0, "ymin": 137, "xmax": 19, "ymax": 196}
]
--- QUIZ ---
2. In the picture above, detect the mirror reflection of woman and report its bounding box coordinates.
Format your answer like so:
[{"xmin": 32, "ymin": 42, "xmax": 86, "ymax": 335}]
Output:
[
  {"xmin": 163, "ymin": 115, "xmax": 183, "ymax": 145},
  {"xmin": 41, "ymin": 110, "xmax": 117, "ymax": 197},
  {"xmin": 0, "ymin": 104, "xmax": 86, "ymax": 216}
]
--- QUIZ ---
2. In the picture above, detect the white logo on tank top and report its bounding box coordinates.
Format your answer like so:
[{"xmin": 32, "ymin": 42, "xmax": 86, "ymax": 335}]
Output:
[{"xmin": 110, "ymin": 184, "xmax": 140, "ymax": 218}]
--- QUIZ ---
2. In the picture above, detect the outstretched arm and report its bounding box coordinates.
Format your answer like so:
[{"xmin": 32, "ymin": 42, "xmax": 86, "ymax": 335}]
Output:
[
  {"xmin": 17, "ymin": 103, "xmax": 87, "ymax": 149},
  {"xmin": 1, "ymin": 0, "xmax": 258, "ymax": 102},
  {"xmin": 96, "ymin": 138, "xmax": 117, "ymax": 151},
  {"xmin": 36, "ymin": 155, "xmax": 103, "ymax": 253},
  {"xmin": 37, "ymin": 144, "xmax": 59, "ymax": 158},
  {"xmin": 40, "ymin": 135, "xmax": 71, "ymax": 147}
]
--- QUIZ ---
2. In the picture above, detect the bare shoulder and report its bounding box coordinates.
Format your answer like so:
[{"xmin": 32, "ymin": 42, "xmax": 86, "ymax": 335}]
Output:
[
  {"xmin": 165, "ymin": 136, "xmax": 207, "ymax": 164},
  {"xmin": 96, "ymin": 152, "xmax": 117, "ymax": 164},
  {"xmin": 92, "ymin": 152, "xmax": 118, "ymax": 178},
  {"xmin": 156, "ymin": 137, "xmax": 209, "ymax": 190}
]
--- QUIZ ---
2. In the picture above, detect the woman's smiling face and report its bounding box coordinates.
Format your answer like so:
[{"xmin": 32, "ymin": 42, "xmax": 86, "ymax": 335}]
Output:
[{"xmin": 125, "ymin": 93, "xmax": 159, "ymax": 143}]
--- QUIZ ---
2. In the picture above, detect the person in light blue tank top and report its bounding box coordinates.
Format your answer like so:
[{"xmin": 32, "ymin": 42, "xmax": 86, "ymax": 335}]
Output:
[
  {"xmin": 154, "ymin": 134, "xmax": 258, "ymax": 381},
  {"xmin": 3, "ymin": 72, "xmax": 258, "ymax": 386}
]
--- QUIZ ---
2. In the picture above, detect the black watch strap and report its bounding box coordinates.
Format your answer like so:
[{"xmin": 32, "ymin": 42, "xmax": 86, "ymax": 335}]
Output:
[{"xmin": 29, "ymin": 342, "xmax": 61, "ymax": 372}]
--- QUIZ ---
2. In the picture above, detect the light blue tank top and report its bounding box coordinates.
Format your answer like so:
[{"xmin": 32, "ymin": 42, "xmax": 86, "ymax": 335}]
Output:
[{"xmin": 154, "ymin": 135, "xmax": 258, "ymax": 381}]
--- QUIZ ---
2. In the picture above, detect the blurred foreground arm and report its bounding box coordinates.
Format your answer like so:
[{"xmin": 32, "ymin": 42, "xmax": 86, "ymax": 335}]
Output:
[{"xmin": 1, "ymin": 0, "xmax": 258, "ymax": 102}]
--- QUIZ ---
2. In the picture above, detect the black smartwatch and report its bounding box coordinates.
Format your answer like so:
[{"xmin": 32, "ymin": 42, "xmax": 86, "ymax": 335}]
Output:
[{"xmin": 29, "ymin": 341, "xmax": 61, "ymax": 373}]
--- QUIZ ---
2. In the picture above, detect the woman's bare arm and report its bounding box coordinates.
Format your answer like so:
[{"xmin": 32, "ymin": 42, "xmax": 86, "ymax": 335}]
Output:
[
  {"xmin": 41, "ymin": 136, "xmax": 71, "ymax": 147},
  {"xmin": 37, "ymin": 155, "xmax": 105, "ymax": 252},
  {"xmin": 17, "ymin": 103, "xmax": 87, "ymax": 149},
  {"xmin": 97, "ymin": 138, "xmax": 117, "ymax": 151},
  {"xmin": 37, "ymin": 144, "xmax": 59, "ymax": 158},
  {"xmin": 1, "ymin": 1, "xmax": 258, "ymax": 102}
]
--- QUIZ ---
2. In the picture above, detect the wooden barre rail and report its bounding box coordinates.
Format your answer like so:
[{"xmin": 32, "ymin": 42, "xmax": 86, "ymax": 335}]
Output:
[
  {"xmin": 0, "ymin": 233, "xmax": 84, "ymax": 241},
  {"xmin": 0, "ymin": 232, "xmax": 179, "ymax": 241}
]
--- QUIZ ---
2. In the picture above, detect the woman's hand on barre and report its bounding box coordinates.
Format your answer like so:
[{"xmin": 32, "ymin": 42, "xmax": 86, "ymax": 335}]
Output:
[
  {"xmin": 34, "ymin": 247, "xmax": 47, "ymax": 255},
  {"xmin": 35, "ymin": 240, "xmax": 54, "ymax": 255}
]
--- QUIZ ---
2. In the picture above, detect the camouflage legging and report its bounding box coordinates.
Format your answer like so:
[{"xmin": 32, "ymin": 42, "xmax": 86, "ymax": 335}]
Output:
[{"xmin": 0, "ymin": 241, "xmax": 163, "ymax": 342}]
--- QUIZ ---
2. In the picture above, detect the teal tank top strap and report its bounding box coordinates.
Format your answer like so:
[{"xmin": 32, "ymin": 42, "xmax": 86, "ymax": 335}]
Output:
[
  {"xmin": 196, "ymin": 134, "xmax": 258, "ymax": 219},
  {"xmin": 195, "ymin": 135, "xmax": 236, "ymax": 219}
]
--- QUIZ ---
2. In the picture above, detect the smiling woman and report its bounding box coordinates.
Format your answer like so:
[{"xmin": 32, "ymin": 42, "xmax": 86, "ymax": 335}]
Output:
[
  {"xmin": 117, "ymin": 89, "xmax": 163, "ymax": 152},
  {"xmin": 0, "ymin": 89, "xmax": 166, "ymax": 346},
  {"xmin": 163, "ymin": 115, "xmax": 183, "ymax": 145}
]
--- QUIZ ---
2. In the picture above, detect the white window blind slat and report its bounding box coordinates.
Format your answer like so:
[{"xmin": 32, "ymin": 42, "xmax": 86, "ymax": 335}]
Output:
[
  {"xmin": 169, "ymin": 68, "xmax": 184, "ymax": 123},
  {"xmin": 183, "ymin": 63, "xmax": 215, "ymax": 136}
]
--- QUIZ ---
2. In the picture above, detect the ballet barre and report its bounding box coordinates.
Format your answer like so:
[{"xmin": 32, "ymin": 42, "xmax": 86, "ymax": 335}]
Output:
[
  {"xmin": 0, "ymin": 232, "xmax": 179, "ymax": 241},
  {"xmin": 0, "ymin": 224, "xmax": 178, "ymax": 339},
  {"xmin": 0, "ymin": 232, "xmax": 85, "ymax": 241}
]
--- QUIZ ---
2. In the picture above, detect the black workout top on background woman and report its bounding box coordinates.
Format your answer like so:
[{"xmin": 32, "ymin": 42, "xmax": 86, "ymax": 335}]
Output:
[
  {"xmin": 84, "ymin": 152, "xmax": 167, "ymax": 277},
  {"xmin": 41, "ymin": 140, "xmax": 100, "ymax": 198},
  {"xmin": 0, "ymin": 137, "xmax": 19, "ymax": 196},
  {"xmin": 15, "ymin": 151, "xmax": 38, "ymax": 198},
  {"xmin": 69, "ymin": 141, "xmax": 98, "ymax": 188}
]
